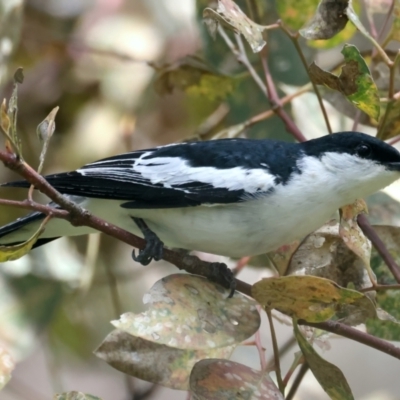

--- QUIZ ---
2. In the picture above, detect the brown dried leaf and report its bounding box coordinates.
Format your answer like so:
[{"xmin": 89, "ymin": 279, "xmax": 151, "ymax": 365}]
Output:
[
  {"xmin": 95, "ymin": 330, "xmax": 233, "ymax": 390},
  {"xmin": 190, "ymin": 359, "xmax": 284, "ymax": 400}
]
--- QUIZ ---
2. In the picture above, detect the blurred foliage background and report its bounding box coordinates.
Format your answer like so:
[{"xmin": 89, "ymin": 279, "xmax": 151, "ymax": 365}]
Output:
[{"xmin": 0, "ymin": 0, "xmax": 400, "ymax": 399}]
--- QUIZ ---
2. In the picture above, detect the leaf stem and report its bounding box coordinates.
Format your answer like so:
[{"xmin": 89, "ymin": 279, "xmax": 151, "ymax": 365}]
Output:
[{"xmin": 285, "ymin": 362, "xmax": 309, "ymax": 400}]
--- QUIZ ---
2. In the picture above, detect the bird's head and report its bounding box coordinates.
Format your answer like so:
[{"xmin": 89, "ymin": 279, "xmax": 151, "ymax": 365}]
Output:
[{"xmin": 300, "ymin": 132, "xmax": 400, "ymax": 202}]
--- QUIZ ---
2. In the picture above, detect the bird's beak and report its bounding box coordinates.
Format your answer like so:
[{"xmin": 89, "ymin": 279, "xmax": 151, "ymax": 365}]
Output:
[{"xmin": 387, "ymin": 162, "xmax": 400, "ymax": 171}]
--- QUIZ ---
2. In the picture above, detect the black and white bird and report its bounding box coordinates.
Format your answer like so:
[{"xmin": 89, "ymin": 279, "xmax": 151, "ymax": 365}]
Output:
[{"xmin": 1, "ymin": 131, "xmax": 400, "ymax": 270}]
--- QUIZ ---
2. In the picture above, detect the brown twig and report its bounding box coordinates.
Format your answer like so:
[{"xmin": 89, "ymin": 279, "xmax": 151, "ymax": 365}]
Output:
[
  {"xmin": 357, "ymin": 214, "xmax": 400, "ymax": 283},
  {"xmin": 285, "ymin": 362, "xmax": 309, "ymax": 400},
  {"xmin": 301, "ymin": 320, "xmax": 400, "ymax": 361},
  {"xmin": 258, "ymin": 43, "xmax": 307, "ymax": 142}
]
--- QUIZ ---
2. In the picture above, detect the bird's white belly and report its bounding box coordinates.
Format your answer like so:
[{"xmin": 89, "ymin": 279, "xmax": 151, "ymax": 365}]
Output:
[{"xmin": 87, "ymin": 196, "xmax": 337, "ymax": 258}]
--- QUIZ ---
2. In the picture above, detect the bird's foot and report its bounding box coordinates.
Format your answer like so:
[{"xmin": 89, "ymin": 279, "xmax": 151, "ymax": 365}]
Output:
[
  {"xmin": 207, "ymin": 262, "xmax": 236, "ymax": 298},
  {"xmin": 131, "ymin": 218, "xmax": 164, "ymax": 266}
]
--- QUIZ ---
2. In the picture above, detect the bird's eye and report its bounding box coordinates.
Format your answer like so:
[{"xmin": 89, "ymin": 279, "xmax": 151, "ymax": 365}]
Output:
[{"xmin": 356, "ymin": 144, "xmax": 371, "ymax": 158}]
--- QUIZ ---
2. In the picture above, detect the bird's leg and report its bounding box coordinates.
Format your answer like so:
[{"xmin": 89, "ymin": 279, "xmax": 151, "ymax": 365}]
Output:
[{"xmin": 131, "ymin": 217, "xmax": 164, "ymax": 265}]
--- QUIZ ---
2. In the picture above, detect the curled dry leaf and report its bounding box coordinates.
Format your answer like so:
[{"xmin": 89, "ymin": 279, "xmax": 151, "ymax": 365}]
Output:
[
  {"xmin": 190, "ymin": 359, "xmax": 284, "ymax": 400},
  {"xmin": 203, "ymin": 0, "xmax": 267, "ymax": 53},
  {"xmin": 300, "ymin": 0, "xmax": 349, "ymax": 40},
  {"xmin": 95, "ymin": 330, "xmax": 233, "ymax": 390},
  {"xmin": 252, "ymin": 275, "xmax": 369, "ymax": 323},
  {"xmin": 112, "ymin": 274, "xmax": 260, "ymax": 350},
  {"xmin": 339, "ymin": 199, "xmax": 374, "ymax": 282},
  {"xmin": 294, "ymin": 321, "xmax": 355, "ymax": 400}
]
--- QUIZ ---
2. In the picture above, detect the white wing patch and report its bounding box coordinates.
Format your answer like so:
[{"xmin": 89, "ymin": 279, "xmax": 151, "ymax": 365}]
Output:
[{"xmin": 78, "ymin": 154, "xmax": 276, "ymax": 193}]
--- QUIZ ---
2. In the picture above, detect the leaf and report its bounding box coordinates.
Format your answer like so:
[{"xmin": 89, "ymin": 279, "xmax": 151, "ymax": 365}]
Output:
[
  {"xmin": 309, "ymin": 45, "xmax": 380, "ymax": 120},
  {"xmin": 54, "ymin": 392, "xmax": 102, "ymax": 400},
  {"xmin": 95, "ymin": 330, "xmax": 233, "ymax": 390},
  {"xmin": 252, "ymin": 275, "xmax": 367, "ymax": 322},
  {"xmin": 300, "ymin": 0, "xmax": 349, "ymax": 40},
  {"xmin": 36, "ymin": 106, "xmax": 59, "ymax": 173},
  {"xmin": 203, "ymin": 0, "xmax": 267, "ymax": 53},
  {"xmin": 339, "ymin": 200, "xmax": 373, "ymax": 282},
  {"xmin": 293, "ymin": 321, "xmax": 355, "ymax": 400},
  {"xmin": 151, "ymin": 55, "xmax": 235, "ymax": 100},
  {"xmin": 0, "ymin": 345, "xmax": 14, "ymax": 390},
  {"xmin": 113, "ymin": 274, "xmax": 260, "ymax": 350},
  {"xmin": 190, "ymin": 359, "xmax": 284, "ymax": 400},
  {"xmin": 364, "ymin": 0, "xmax": 393, "ymax": 14},
  {"xmin": 286, "ymin": 223, "xmax": 373, "ymax": 291},
  {"xmin": 0, "ymin": 219, "xmax": 47, "ymax": 262}
]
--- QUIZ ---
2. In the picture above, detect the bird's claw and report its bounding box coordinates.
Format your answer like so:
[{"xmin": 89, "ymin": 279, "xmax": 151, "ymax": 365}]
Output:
[
  {"xmin": 208, "ymin": 262, "xmax": 236, "ymax": 298},
  {"xmin": 132, "ymin": 234, "xmax": 164, "ymax": 266}
]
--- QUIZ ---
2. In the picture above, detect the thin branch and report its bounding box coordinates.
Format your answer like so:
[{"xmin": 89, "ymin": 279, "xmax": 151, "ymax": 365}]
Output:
[
  {"xmin": 266, "ymin": 309, "xmax": 284, "ymax": 393},
  {"xmin": 285, "ymin": 362, "xmax": 309, "ymax": 400},
  {"xmin": 360, "ymin": 284, "xmax": 400, "ymax": 293},
  {"xmin": 357, "ymin": 214, "xmax": 400, "ymax": 283},
  {"xmin": 258, "ymin": 44, "xmax": 307, "ymax": 142},
  {"xmin": 301, "ymin": 320, "xmax": 400, "ymax": 361}
]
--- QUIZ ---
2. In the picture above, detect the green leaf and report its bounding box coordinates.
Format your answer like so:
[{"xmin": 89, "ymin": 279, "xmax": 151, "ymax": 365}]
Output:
[
  {"xmin": 309, "ymin": 44, "xmax": 380, "ymax": 120},
  {"xmin": 190, "ymin": 359, "xmax": 284, "ymax": 400},
  {"xmin": 95, "ymin": 330, "xmax": 233, "ymax": 390},
  {"xmin": 252, "ymin": 275, "xmax": 367, "ymax": 323},
  {"xmin": 294, "ymin": 321, "xmax": 354, "ymax": 400},
  {"xmin": 113, "ymin": 274, "xmax": 260, "ymax": 350}
]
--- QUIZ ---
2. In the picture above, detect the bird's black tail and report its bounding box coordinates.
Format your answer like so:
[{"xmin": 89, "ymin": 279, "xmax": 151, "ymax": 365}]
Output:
[{"xmin": 0, "ymin": 211, "xmax": 58, "ymax": 248}]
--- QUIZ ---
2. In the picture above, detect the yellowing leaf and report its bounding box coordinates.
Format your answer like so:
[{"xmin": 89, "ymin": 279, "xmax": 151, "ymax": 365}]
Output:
[
  {"xmin": 277, "ymin": 0, "xmax": 319, "ymax": 31},
  {"xmin": 252, "ymin": 275, "xmax": 365, "ymax": 322},
  {"xmin": 309, "ymin": 45, "xmax": 380, "ymax": 120},
  {"xmin": 203, "ymin": 0, "xmax": 267, "ymax": 52},
  {"xmin": 0, "ymin": 219, "xmax": 47, "ymax": 262},
  {"xmin": 294, "ymin": 321, "xmax": 355, "ymax": 400}
]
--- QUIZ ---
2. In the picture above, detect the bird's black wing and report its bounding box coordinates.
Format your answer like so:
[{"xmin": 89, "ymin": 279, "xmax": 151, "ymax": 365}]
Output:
[{"xmin": 3, "ymin": 139, "xmax": 301, "ymax": 209}]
